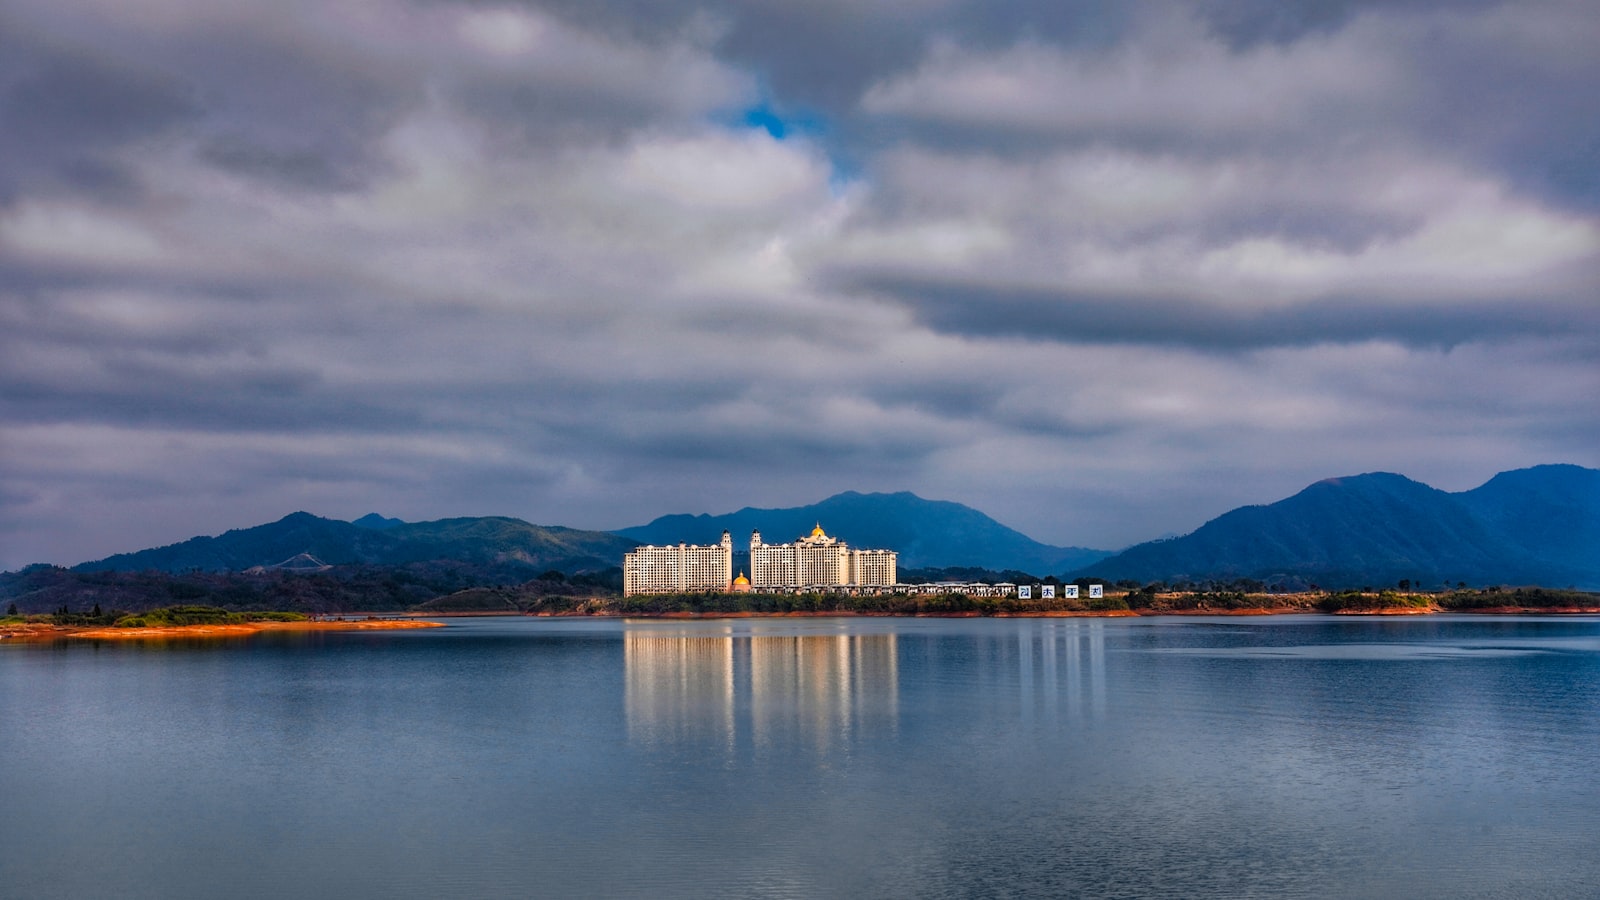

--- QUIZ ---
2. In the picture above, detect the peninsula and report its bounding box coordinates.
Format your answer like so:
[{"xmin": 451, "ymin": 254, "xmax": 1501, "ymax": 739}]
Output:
[{"xmin": 0, "ymin": 606, "xmax": 443, "ymax": 642}]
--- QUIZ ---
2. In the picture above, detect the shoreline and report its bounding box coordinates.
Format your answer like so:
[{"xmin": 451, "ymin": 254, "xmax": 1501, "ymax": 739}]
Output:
[
  {"xmin": 9, "ymin": 606, "xmax": 1599, "ymax": 641},
  {"xmin": 0, "ymin": 619, "xmax": 445, "ymax": 643},
  {"xmin": 449, "ymin": 606, "xmax": 1600, "ymax": 619}
]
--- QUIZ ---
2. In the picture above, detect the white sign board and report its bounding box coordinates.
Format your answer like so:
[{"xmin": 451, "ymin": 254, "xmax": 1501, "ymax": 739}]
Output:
[
  {"xmin": 1017, "ymin": 585, "xmax": 1032, "ymax": 599},
  {"xmin": 1041, "ymin": 584, "xmax": 1056, "ymax": 599},
  {"xmin": 1088, "ymin": 584, "xmax": 1103, "ymax": 599},
  {"xmin": 1063, "ymin": 585, "xmax": 1079, "ymax": 599}
]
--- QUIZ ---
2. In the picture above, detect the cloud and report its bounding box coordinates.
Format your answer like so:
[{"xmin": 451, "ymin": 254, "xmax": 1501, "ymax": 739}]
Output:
[
  {"xmin": 0, "ymin": 0, "xmax": 1596, "ymax": 569},
  {"xmin": 862, "ymin": 24, "xmax": 1396, "ymax": 145},
  {"xmin": 819, "ymin": 145, "xmax": 1598, "ymax": 348}
]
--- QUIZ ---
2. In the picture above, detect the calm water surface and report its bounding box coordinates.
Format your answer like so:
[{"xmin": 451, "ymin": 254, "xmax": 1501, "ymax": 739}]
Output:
[{"xmin": 5, "ymin": 615, "xmax": 1600, "ymax": 899}]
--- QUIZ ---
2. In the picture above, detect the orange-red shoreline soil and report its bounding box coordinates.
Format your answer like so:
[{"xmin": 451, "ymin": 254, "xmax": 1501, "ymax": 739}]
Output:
[
  {"xmin": 1, "ymin": 619, "xmax": 444, "ymax": 642},
  {"xmin": 1332, "ymin": 606, "xmax": 1438, "ymax": 615},
  {"xmin": 527, "ymin": 606, "xmax": 1598, "ymax": 619},
  {"xmin": 1455, "ymin": 606, "xmax": 1600, "ymax": 615},
  {"xmin": 528, "ymin": 605, "xmax": 1152, "ymax": 611},
  {"xmin": 535, "ymin": 607, "xmax": 1337, "ymax": 619}
]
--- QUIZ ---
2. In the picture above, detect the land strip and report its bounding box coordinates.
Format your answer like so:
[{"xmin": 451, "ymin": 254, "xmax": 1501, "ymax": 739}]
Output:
[{"xmin": 1, "ymin": 618, "xmax": 443, "ymax": 642}]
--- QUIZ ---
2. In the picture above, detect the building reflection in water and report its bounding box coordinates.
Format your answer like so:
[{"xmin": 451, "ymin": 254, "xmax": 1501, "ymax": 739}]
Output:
[
  {"xmin": 1004, "ymin": 614, "xmax": 1107, "ymax": 720},
  {"xmin": 624, "ymin": 625, "xmax": 898, "ymax": 753},
  {"xmin": 623, "ymin": 630, "xmax": 739, "ymax": 751},
  {"xmin": 625, "ymin": 620, "xmax": 1110, "ymax": 750},
  {"xmin": 1015, "ymin": 620, "xmax": 1108, "ymax": 722}
]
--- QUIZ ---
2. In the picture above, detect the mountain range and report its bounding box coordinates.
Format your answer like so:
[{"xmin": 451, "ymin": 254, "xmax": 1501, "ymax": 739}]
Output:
[
  {"xmin": 45, "ymin": 464, "xmax": 1600, "ymax": 590},
  {"xmin": 1076, "ymin": 464, "xmax": 1600, "ymax": 589}
]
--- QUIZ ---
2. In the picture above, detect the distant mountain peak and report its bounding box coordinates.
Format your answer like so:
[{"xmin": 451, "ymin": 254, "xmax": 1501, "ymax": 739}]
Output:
[
  {"xmin": 1311, "ymin": 471, "xmax": 1414, "ymax": 488},
  {"xmin": 1077, "ymin": 464, "xmax": 1600, "ymax": 589},
  {"xmin": 615, "ymin": 492, "xmax": 1110, "ymax": 572},
  {"xmin": 72, "ymin": 513, "xmax": 638, "ymax": 575},
  {"xmin": 352, "ymin": 513, "xmax": 405, "ymax": 530}
]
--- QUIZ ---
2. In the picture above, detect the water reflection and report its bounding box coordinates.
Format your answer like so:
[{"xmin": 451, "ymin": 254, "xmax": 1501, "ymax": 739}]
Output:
[
  {"xmin": 1015, "ymin": 620, "xmax": 1108, "ymax": 721},
  {"xmin": 624, "ymin": 625, "xmax": 899, "ymax": 752},
  {"xmin": 626, "ymin": 619, "xmax": 1115, "ymax": 750},
  {"xmin": 11, "ymin": 616, "xmax": 1600, "ymax": 899},
  {"xmin": 624, "ymin": 631, "xmax": 738, "ymax": 750}
]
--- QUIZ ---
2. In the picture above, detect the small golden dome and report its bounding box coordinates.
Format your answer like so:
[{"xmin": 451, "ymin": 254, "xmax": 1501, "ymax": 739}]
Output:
[
  {"xmin": 811, "ymin": 522, "xmax": 826, "ymax": 538},
  {"xmin": 733, "ymin": 571, "xmax": 750, "ymax": 585}
]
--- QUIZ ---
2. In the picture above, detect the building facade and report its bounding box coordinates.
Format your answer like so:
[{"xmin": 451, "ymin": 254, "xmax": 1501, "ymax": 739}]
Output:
[
  {"xmin": 623, "ymin": 531, "xmax": 733, "ymax": 595},
  {"xmin": 749, "ymin": 525, "xmax": 897, "ymax": 589}
]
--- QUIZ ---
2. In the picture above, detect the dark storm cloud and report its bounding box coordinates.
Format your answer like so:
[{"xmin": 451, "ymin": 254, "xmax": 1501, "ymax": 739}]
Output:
[
  {"xmin": 857, "ymin": 0, "xmax": 1600, "ymax": 217},
  {"xmin": 528, "ymin": 0, "xmax": 1134, "ymax": 111},
  {"xmin": 1404, "ymin": 15, "xmax": 1600, "ymax": 213},
  {"xmin": 0, "ymin": 35, "xmax": 196, "ymax": 205},
  {"xmin": 0, "ymin": 18, "xmax": 417, "ymax": 305},
  {"xmin": 1190, "ymin": 0, "xmax": 1500, "ymax": 48},
  {"xmin": 0, "ymin": 361, "xmax": 404, "ymax": 434},
  {"xmin": 844, "ymin": 277, "xmax": 1600, "ymax": 350}
]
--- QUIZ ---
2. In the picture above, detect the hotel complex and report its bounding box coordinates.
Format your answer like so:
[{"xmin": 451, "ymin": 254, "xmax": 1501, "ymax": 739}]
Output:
[
  {"xmin": 623, "ymin": 525, "xmax": 897, "ymax": 595},
  {"xmin": 622, "ymin": 524, "xmax": 1103, "ymax": 599}
]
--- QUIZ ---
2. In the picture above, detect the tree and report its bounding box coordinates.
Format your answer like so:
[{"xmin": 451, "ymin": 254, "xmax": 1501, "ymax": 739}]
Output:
[{"xmin": 5, "ymin": 602, "xmax": 16, "ymax": 617}]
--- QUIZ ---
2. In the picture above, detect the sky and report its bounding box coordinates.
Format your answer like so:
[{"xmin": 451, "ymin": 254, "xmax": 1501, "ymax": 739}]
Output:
[{"xmin": 2, "ymin": 0, "xmax": 1597, "ymax": 570}]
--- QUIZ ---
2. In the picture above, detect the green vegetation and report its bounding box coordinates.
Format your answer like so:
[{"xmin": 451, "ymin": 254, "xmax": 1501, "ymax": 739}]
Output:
[
  {"xmin": 47, "ymin": 604, "xmax": 125, "ymax": 627},
  {"xmin": 1117, "ymin": 587, "xmax": 1307, "ymax": 612},
  {"xmin": 433, "ymin": 589, "xmax": 1148, "ymax": 617},
  {"xmin": 1, "ymin": 564, "xmax": 622, "ymax": 617},
  {"xmin": 5, "ymin": 560, "xmax": 1593, "ymax": 620},
  {"xmin": 111, "ymin": 606, "xmax": 309, "ymax": 628},
  {"xmin": 1440, "ymin": 587, "xmax": 1596, "ymax": 609},
  {"xmin": 1317, "ymin": 590, "xmax": 1434, "ymax": 612}
]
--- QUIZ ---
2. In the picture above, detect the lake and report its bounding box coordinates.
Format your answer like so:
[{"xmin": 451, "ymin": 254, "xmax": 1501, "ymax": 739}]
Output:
[{"xmin": 5, "ymin": 614, "xmax": 1600, "ymax": 898}]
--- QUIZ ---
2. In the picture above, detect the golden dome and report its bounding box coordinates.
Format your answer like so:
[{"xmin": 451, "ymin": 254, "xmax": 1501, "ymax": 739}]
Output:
[
  {"xmin": 811, "ymin": 522, "xmax": 826, "ymax": 538},
  {"xmin": 733, "ymin": 571, "xmax": 750, "ymax": 585}
]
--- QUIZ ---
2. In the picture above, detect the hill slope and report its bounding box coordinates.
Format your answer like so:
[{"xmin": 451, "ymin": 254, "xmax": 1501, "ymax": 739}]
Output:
[
  {"xmin": 1075, "ymin": 465, "xmax": 1600, "ymax": 588},
  {"xmin": 1455, "ymin": 464, "xmax": 1600, "ymax": 575},
  {"xmin": 72, "ymin": 512, "xmax": 638, "ymax": 575},
  {"xmin": 615, "ymin": 491, "xmax": 1110, "ymax": 572}
]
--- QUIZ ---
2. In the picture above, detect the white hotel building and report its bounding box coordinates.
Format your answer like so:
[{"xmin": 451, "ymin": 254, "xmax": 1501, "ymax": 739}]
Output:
[
  {"xmin": 622, "ymin": 525, "xmax": 897, "ymax": 595},
  {"xmin": 751, "ymin": 524, "xmax": 896, "ymax": 590},
  {"xmin": 622, "ymin": 531, "xmax": 734, "ymax": 596}
]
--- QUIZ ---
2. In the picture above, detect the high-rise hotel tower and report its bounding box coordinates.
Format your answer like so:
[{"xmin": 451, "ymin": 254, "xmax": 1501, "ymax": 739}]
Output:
[
  {"xmin": 623, "ymin": 530, "xmax": 733, "ymax": 595},
  {"xmin": 750, "ymin": 524, "xmax": 896, "ymax": 589}
]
